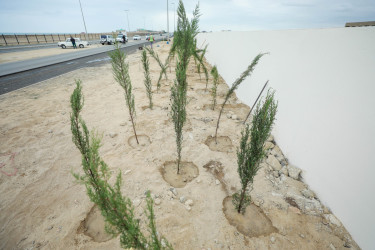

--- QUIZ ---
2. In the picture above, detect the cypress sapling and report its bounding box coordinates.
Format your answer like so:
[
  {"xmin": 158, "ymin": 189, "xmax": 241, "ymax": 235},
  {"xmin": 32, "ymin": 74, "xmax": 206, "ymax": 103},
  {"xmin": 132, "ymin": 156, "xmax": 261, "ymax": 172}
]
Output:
[
  {"xmin": 232, "ymin": 90, "xmax": 277, "ymax": 214},
  {"xmin": 170, "ymin": 53, "xmax": 187, "ymax": 174},
  {"xmin": 214, "ymin": 53, "xmax": 267, "ymax": 142},
  {"xmin": 210, "ymin": 65, "xmax": 219, "ymax": 110},
  {"xmin": 70, "ymin": 80, "xmax": 172, "ymax": 249},
  {"xmin": 141, "ymin": 49, "xmax": 153, "ymax": 109},
  {"xmin": 145, "ymin": 47, "xmax": 169, "ymax": 91},
  {"xmin": 109, "ymin": 43, "xmax": 139, "ymax": 144}
]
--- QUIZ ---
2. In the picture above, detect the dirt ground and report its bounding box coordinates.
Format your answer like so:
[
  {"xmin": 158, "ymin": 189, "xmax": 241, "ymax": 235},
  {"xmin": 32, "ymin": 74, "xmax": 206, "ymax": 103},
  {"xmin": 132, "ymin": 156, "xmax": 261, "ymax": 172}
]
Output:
[{"xmin": 0, "ymin": 42, "xmax": 359, "ymax": 249}]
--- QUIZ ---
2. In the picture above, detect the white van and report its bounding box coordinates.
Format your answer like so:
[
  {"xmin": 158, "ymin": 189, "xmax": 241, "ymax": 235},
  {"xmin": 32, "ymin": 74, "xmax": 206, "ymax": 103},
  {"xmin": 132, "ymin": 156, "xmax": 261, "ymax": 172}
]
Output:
[{"xmin": 100, "ymin": 35, "xmax": 115, "ymax": 45}]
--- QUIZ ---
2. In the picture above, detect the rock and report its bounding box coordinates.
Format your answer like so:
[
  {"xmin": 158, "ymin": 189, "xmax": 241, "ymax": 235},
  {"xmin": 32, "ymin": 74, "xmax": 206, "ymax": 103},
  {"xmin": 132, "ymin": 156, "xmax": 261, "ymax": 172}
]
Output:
[
  {"xmin": 287, "ymin": 165, "xmax": 302, "ymax": 180},
  {"xmin": 266, "ymin": 155, "xmax": 282, "ymax": 171},
  {"xmin": 280, "ymin": 167, "xmax": 289, "ymax": 176},
  {"xmin": 301, "ymin": 189, "xmax": 315, "ymax": 199},
  {"xmin": 185, "ymin": 199, "xmax": 194, "ymax": 206},
  {"xmin": 264, "ymin": 141, "xmax": 275, "ymax": 150},
  {"xmin": 185, "ymin": 204, "xmax": 191, "ymax": 211},
  {"xmin": 214, "ymin": 239, "xmax": 218, "ymax": 244},
  {"xmin": 299, "ymin": 234, "xmax": 305, "ymax": 238},
  {"xmin": 270, "ymin": 236, "xmax": 276, "ymax": 243},
  {"xmin": 267, "ymin": 135, "xmax": 274, "ymax": 142},
  {"xmin": 273, "ymin": 171, "xmax": 279, "ymax": 178},
  {"xmin": 170, "ymin": 188, "xmax": 178, "ymax": 196},
  {"xmin": 201, "ymin": 117, "xmax": 213, "ymax": 123},
  {"xmin": 166, "ymin": 191, "xmax": 174, "ymax": 198},
  {"xmin": 120, "ymin": 122, "xmax": 126, "ymax": 126},
  {"xmin": 215, "ymin": 179, "xmax": 220, "ymax": 185},
  {"xmin": 109, "ymin": 132, "xmax": 118, "ymax": 138},
  {"xmin": 179, "ymin": 196, "xmax": 186, "ymax": 203},
  {"xmin": 329, "ymin": 243, "xmax": 336, "ymax": 250},
  {"xmin": 154, "ymin": 198, "xmax": 161, "ymax": 205},
  {"xmin": 231, "ymin": 115, "xmax": 238, "ymax": 120},
  {"xmin": 196, "ymin": 179, "xmax": 201, "ymax": 183},
  {"xmin": 286, "ymin": 194, "xmax": 323, "ymax": 215},
  {"xmin": 123, "ymin": 170, "xmax": 132, "ymax": 175},
  {"xmin": 48, "ymin": 130, "xmax": 53, "ymax": 133},
  {"xmin": 161, "ymin": 239, "xmax": 167, "ymax": 248},
  {"xmin": 226, "ymin": 113, "xmax": 232, "ymax": 119},
  {"xmin": 253, "ymin": 198, "xmax": 264, "ymax": 207},
  {"xmin": 343, "ymin": 241, "xmax": 351, "ymax": 248},
  {"xmin": 324, "ymin": 214, "xmax": 342, "ymax": 227},
  {"xmin": 188, "ymin": 133, "xmax": 194, "ymax": 140},
  {"xmin": 133, "ymin": 199, "xmax": 141, "ymax": 207}
]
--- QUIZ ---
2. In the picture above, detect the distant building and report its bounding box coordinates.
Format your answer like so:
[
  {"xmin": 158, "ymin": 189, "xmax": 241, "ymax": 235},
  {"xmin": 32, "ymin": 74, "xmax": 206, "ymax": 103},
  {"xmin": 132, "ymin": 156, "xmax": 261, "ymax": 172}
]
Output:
[{"xmin": 345, "ymin": 21, "xmax": 375, "ymax": 27}]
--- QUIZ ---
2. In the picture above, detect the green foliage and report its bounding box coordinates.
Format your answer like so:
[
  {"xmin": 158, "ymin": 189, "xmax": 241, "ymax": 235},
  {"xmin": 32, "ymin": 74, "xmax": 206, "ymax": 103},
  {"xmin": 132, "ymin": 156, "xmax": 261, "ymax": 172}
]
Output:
[
  {"xmin": 210, "ymin": 65, "xmax": 219, "ymax": 110},
  {"xmin": 170, "ymin": 52, "xmax": 187, "ymax": 174},
  {"xmin": 233, "ymin": 90, "xmax": 278, "ymax": 214},
  {"xmin": 169, "ymin": 0, "xmax": 200, "ymax": 174},
  {"xmin": 70, "ymin": 80, "xmax": 172, "ymax": 249},
  {"xmin": 214, "ymin": 53, "xmax": 267, "ymax": 141},
  {"xmin": 142, "ymin": 49, "xmax": 153, "ymax": 109},
  {"xmin": 145, "ymin": 47, "xmax": 169, "ymax": 91},
  {"xmin": 109, "ymin": 43, "xmax": 139, "ymax": 144},
  {"xmin": 192, "ymin": 42, "xmax": 209, "ymax": 88}
]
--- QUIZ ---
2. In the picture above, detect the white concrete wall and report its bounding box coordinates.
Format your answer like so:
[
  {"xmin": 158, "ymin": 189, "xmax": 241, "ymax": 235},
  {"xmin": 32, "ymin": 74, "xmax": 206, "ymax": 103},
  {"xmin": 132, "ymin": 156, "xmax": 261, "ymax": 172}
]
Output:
[{"xmin": 197, "ymin": 27, "xmax": 375, "ymax": 249}]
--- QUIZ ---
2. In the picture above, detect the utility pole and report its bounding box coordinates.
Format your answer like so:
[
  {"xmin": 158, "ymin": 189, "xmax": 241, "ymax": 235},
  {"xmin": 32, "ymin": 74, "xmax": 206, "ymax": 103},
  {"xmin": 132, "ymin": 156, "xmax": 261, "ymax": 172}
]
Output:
[
  {"xmin": 78, "ymin": 0, "xmax": 88, "ymax": 41},
  {"xmin": 124, "ymin": 10, "xmax": 130, "ymax": 33}
]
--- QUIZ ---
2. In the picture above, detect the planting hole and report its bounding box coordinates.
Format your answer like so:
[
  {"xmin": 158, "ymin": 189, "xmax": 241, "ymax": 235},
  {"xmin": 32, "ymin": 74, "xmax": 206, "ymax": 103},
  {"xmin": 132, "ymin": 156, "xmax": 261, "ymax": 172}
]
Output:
[
  {"xmin": 205, "ymin": 136, "xmax": 233, "ymax": 153},
  {"xmin": 77, "ymin": 205, "xmax": 112, "ymax": 242},
  {"xmin": 128, "ymin": 135, "xmax": 151, "ymax": 148},
  {"xmin": 222, "ymin": 196, "xmax": 278, "ymax": 237},
  {"xmin": 160, "ymin": 161, "xmax": 199, "ymax": 188}
]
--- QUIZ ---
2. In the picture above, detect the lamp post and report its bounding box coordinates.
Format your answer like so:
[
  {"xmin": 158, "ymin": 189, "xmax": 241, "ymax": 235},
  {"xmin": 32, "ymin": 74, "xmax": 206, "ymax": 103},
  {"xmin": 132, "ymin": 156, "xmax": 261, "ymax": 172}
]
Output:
[
  {"xmin": 171, "ymin": 2, "xmax": 175, "ymax": 33},
  {"xmin": 167, "ymin": 0, "xmax": 169, "ymax": 41},
  {"xmin": 78, "ymin": 0, "xmax": 88, "ymax": 41},
  {"xmin": 124, "ymin": 10, "xmax": 130, "ymax": 33}
]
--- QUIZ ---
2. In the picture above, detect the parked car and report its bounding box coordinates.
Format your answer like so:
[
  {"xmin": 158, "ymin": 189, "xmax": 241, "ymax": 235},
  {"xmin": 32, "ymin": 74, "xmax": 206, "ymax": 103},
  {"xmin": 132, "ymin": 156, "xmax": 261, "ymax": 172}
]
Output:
[
  {"xmin": 116, "ymin": 34, "xmax": 128, "ymax": 43},
  {"xmin": 100, "ymin": 35, "xmax": 115, "ymax": 45},
  {"xmin": 133, "ymin": 35, "xmax": 141, "ymax": 40},
  {"xmin": 58, "ymin": 38, "xmax": 88, "ymax": 49}
]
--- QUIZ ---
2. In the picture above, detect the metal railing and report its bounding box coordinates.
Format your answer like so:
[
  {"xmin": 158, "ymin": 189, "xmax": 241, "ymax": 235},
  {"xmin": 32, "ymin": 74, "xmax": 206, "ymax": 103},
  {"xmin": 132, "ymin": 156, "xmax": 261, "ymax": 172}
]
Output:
[{"xmin": 0, "ymin": 33, "xmax": 105, "ymax": 46}]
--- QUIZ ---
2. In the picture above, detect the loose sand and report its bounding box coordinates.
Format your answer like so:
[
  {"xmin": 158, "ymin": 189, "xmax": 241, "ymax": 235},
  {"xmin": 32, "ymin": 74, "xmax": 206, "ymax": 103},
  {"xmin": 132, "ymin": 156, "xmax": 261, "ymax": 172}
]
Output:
[{"xmin": 0, "ymin": 42, "xmax": 359, "ymax": 249}]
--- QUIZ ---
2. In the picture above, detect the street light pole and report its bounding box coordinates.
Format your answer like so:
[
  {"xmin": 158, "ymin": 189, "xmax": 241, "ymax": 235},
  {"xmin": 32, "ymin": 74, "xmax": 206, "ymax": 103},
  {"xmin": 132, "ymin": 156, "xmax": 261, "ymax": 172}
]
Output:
[
  {"xmin": 167, "ymin": 0, "xmax": 169, "ymax": 41},
  {"xmin": 124, "ymin": 10, "xmax": 130, "ymax": 33},
  {"xmin": 172, "ymin": 2, "xmax": 175, "ymax": 33},
  {"xmin": 78, "ymin": 0, "xmax": 88, "ymax": 41}
]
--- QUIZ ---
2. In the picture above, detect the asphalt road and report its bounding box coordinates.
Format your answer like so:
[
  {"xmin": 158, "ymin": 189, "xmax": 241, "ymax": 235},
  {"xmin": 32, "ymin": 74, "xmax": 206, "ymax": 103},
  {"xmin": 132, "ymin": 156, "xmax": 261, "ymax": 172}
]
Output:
[{"xmin": 0, "ymin": 39, "xmax": 162, "ymax": 95}]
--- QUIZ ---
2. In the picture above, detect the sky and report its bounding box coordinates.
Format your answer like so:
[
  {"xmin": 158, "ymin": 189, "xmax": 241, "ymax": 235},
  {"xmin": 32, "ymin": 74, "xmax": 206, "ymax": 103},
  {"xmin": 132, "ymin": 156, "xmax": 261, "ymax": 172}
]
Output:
[{"xmin": 0, "ymin": 0, "xmax": 374, "ymax": 34}]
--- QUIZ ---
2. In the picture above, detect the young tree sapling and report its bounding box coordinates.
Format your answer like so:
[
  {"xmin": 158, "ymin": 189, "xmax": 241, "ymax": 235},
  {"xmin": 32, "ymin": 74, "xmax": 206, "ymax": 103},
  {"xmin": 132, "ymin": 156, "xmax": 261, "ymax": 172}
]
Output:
[
  {"xmin": 141, "ymin": 49, "xmax": 153, "ymax": 109},
  {"xmin": 214, "ymin": 53, "xmax": 267, "ymax": 142},
  {"xmin": 70, "ymin": 80, "xmax": 172, "ymax": 249},
  {"xmin": 210, "ymin": 65, "xmax": 219, "ymax": 110},
  {"xmin": 232, "ymin": 90, "xmax": 277, "ymax": 214},
  {"xmin": 109, "ymin": 43, "xmax": 139, "ymax": 144}
]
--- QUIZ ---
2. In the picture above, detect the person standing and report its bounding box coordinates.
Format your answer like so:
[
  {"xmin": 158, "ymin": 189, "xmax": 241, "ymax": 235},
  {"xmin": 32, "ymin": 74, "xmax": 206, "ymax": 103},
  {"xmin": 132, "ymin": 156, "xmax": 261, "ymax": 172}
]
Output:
[
  {"xmin": 70, "ymin": 36, "xmax": 77, "ymax": 49},
  {"xmin": 122, "ymin": 34, "xmax": 126, "ymax": 44},
  {"xmin": 149, "ymin": 34, "xmax": 154, "ymax": 48}
]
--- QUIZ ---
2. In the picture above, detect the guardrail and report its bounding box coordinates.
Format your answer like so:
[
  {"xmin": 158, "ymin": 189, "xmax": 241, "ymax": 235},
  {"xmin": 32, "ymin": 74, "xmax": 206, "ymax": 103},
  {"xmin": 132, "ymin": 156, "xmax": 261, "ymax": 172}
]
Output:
[
  {"xmin": 0, "ymin": 32, "xmax": 166, "ymax": 46},
  {"xmin": 0, "ymin": 33, "xmax": 105, "ymax": 46}
]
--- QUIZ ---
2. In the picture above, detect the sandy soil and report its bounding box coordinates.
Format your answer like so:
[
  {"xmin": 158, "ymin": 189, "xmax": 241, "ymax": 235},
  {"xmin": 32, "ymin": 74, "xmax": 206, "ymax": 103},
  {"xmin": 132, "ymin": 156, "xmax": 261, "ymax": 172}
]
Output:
[
  {"xmin": 0, "ymin": 44, "xmax": 103, "ymax": 64},
  {"xmin": 0, "ymin": 42, "xmax": 359, "ymax": 249}
]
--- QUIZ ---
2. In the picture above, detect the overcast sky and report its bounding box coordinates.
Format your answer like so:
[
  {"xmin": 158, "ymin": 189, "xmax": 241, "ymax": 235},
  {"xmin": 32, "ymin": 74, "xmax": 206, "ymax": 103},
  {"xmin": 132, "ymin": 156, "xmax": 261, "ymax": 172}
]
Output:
[{"xmin": 0, "ymin": 0, "xmax": 374, "ymax": 34}]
